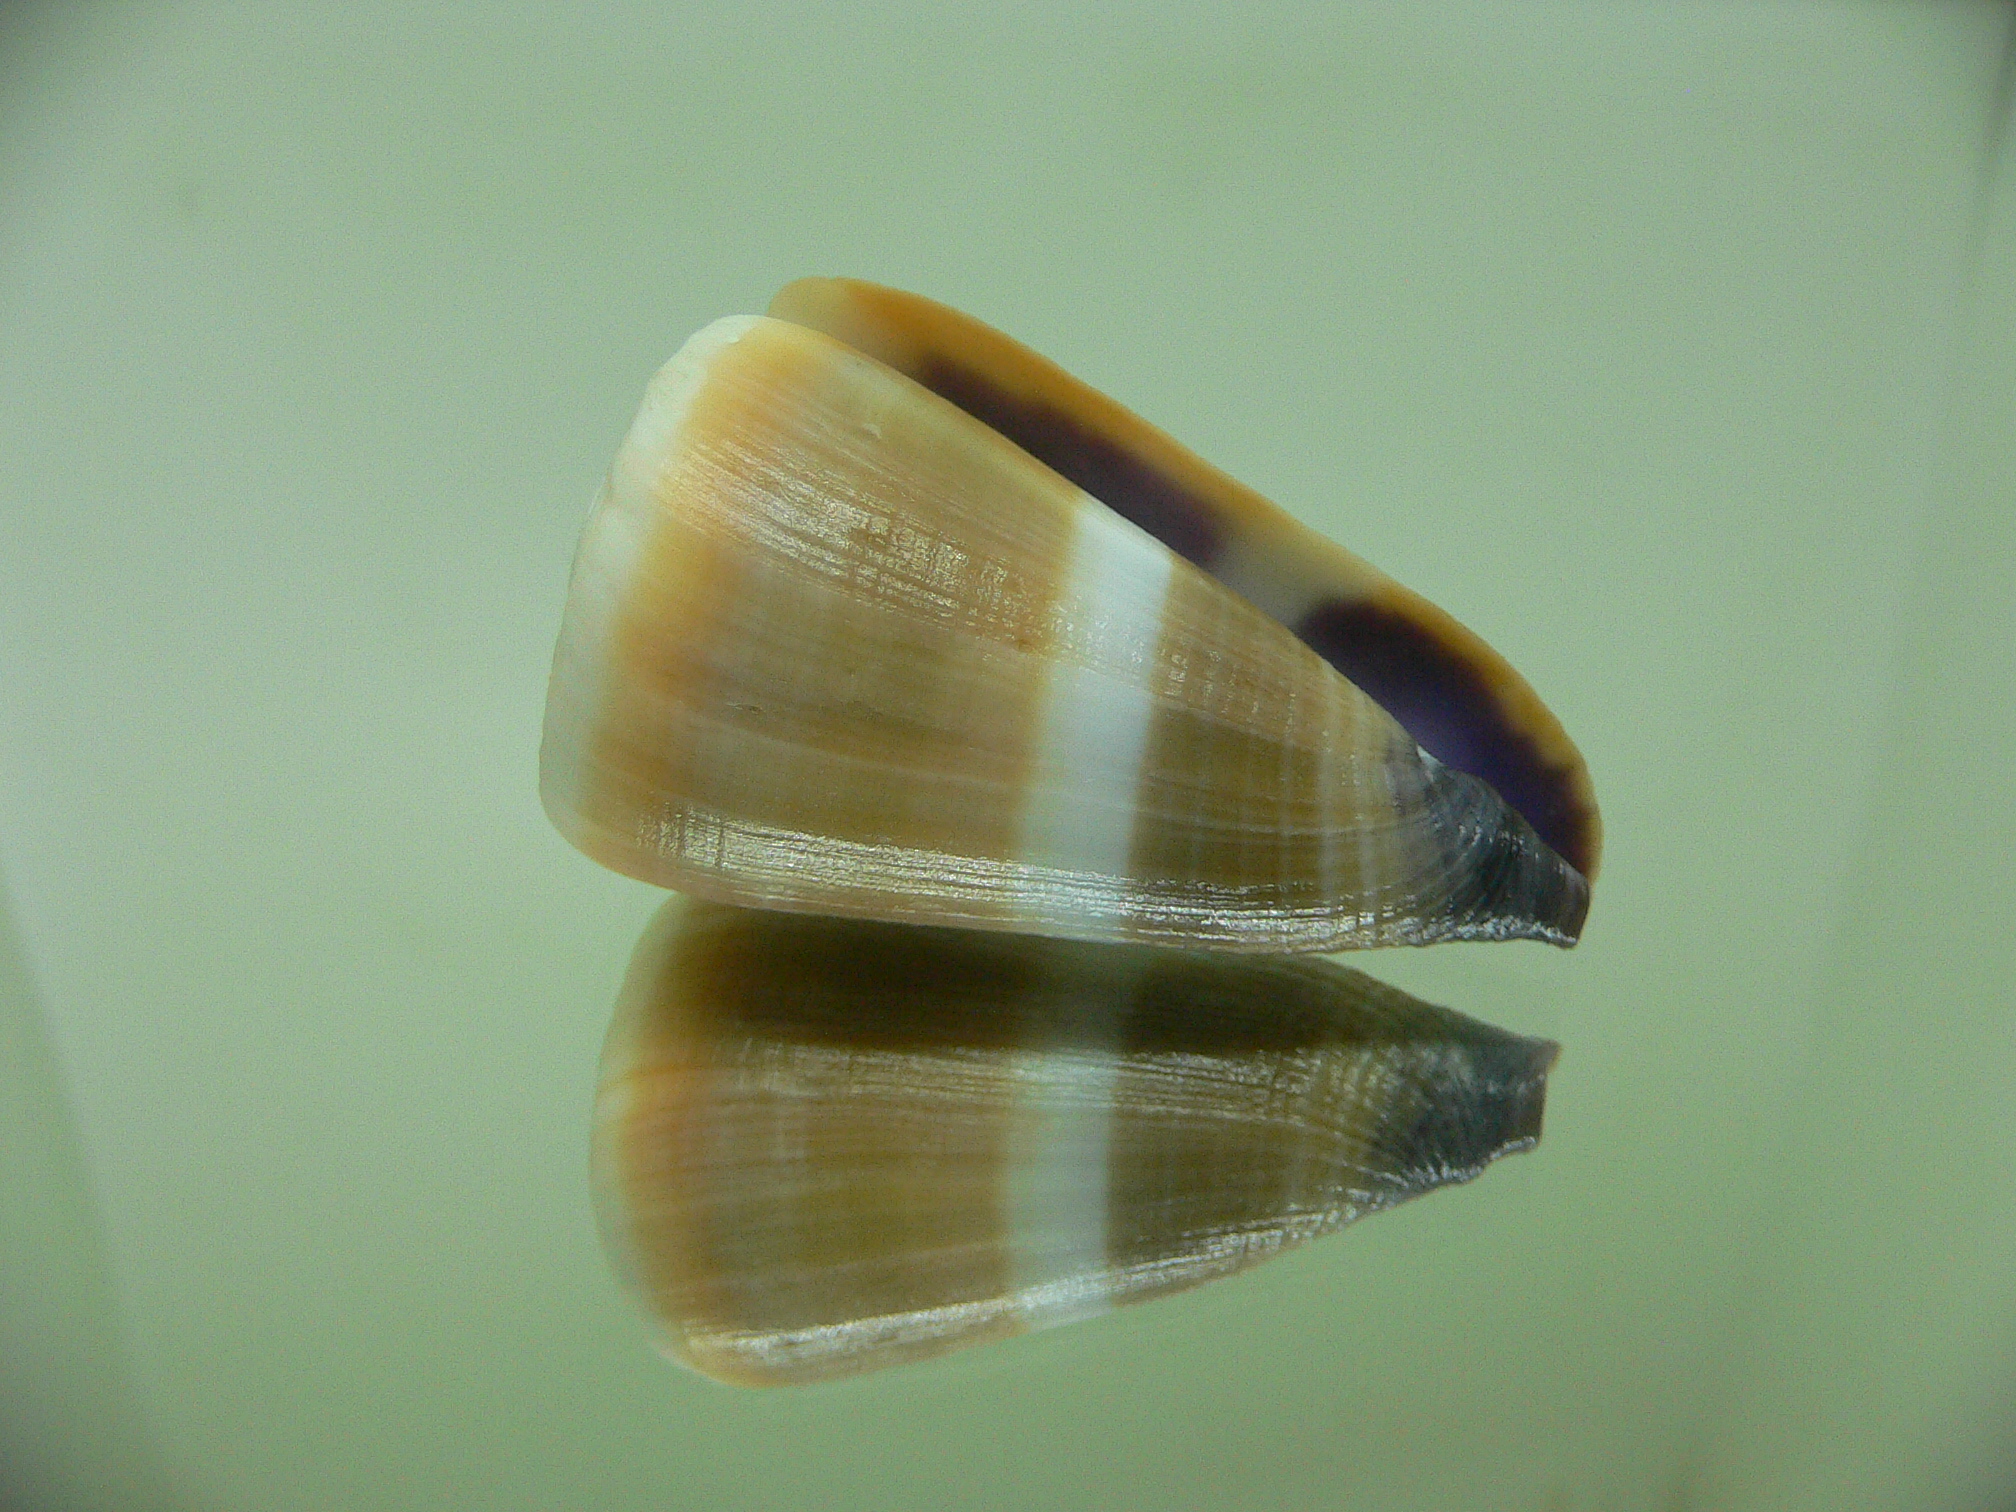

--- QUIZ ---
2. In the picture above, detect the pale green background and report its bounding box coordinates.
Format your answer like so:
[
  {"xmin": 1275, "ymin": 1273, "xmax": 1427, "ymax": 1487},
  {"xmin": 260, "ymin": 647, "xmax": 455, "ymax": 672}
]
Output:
[{"xmin": 3, "ymin": 4, "xmax": 2013, "ymax": 1509}]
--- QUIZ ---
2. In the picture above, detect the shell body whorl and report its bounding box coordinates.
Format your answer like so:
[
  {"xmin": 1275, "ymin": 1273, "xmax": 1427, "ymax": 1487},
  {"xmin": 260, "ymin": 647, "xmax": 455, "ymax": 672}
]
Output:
[{"xmin": 541, "ymin": 304, "xmax": 1592, "ymax": 952}]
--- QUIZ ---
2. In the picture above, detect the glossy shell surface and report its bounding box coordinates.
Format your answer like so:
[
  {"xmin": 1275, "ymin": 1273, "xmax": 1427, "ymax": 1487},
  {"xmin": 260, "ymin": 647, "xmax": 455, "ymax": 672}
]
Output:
[
  {"xmin": 594, "ymin": 900, "xmax": 1559, "ymax": 1386},
  {"xmin": 541, "ymin": 307, "xmax": 1590, "ymax": 951}
]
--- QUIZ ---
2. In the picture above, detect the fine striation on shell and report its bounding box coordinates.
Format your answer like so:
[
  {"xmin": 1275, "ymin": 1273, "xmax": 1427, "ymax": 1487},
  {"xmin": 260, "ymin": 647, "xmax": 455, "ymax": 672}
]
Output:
[
  {"xmin": 770, "ymin": 278, "xmax": 1602, "ymax": 882},
  {"xmin": 594, "ymin": 899, "xmax": 1559, "ymax": 1387},
  {"xmin": 542, "ymin": 309, "xmax": 1589, "ymax": 952}
]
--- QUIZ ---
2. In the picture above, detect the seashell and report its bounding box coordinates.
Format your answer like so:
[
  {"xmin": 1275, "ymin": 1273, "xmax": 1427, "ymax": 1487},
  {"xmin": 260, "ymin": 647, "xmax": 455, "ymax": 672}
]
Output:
[
  {"xmin": 541, "ymin": 285, "xmax": 1595, "ymax": 951},
  {"xmin": 594, "ymin": 899, "xmax": 1559, "ymax": 1387}
]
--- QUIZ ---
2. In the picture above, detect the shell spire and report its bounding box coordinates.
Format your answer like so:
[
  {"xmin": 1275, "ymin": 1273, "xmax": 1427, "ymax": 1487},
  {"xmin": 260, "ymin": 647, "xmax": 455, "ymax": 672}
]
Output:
[
  {"xmin": 541, "ymin": 305, "xmax": 1591, "ymax": 952},
  {"xmin": 595, "ymin": 901, "xmax": 1559, "ymax": 1387}
]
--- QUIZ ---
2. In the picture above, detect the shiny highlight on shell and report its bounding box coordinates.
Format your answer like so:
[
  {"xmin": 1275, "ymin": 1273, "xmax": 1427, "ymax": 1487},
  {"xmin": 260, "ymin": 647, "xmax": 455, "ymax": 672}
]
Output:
[
  {"xmin": 541, "ymin": 284, "xmax": 1596, "ymax": 953},
  {"xmin": 595, "ymin": 900, "xmax": 1559, "ymax": 1387}
]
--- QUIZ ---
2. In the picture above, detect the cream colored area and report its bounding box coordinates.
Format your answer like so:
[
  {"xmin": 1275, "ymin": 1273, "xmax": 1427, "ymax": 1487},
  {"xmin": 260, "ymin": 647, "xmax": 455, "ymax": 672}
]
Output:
[
  {"xmin": 1, "ymin": 5, "xmax": 2010, "ymax": 1511},
  {"xmin": 585, "ymin": 898, "xmax": 696, "ymax": 1360},
  {"xmin": 1016, "ymin": 497, "xmax": 1173, "ymax": 898},
  {"xmin": 540, "ymin": 316, "xmax": 760, "ymax": 835},
  {"xmin": 536, "ymin": 314, "xmax": 749, "ymax": 842},
  {"xmin": 1002, "ymin": 1040, "xmax": 1125, "ymax": 1329}
]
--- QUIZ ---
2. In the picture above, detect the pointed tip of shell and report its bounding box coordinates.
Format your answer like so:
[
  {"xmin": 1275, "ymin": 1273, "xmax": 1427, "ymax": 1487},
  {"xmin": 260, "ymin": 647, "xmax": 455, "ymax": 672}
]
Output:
[
  {"xmin": 1411, "ymin": 759, "xmax": 1590, "ymax": 949},
  {"xmin": 1373, "ymin": 1033, "xmax": 1560, "ymax": 1196}
]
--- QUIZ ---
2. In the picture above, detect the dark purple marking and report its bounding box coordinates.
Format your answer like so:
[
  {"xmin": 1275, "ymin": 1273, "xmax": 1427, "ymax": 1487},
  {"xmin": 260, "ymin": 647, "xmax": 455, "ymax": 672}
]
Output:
[
  {"xmin": 917, "ymin": 358, "xmax": 1227, "ymax": 570},
  {"xmin": 1298, "ymin": 600, "xmax": 1595, "ymax": 880}
]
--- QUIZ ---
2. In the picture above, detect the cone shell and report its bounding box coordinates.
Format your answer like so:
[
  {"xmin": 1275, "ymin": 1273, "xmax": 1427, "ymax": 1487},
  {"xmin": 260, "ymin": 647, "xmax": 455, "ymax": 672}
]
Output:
[
  {"xmin": 542, "ymin": 305, "xmax": 1590, "ymax": 951},
  {"xmin": 594, "ymin": 900, "xmax": 1558, "ymax": 1387}
]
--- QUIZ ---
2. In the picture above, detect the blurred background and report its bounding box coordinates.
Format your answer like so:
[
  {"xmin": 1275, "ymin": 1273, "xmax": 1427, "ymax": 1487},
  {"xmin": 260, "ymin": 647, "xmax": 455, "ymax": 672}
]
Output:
[{"xmin": 2, "ymin": 4, "xmax": 2012, "ymax": 1509}]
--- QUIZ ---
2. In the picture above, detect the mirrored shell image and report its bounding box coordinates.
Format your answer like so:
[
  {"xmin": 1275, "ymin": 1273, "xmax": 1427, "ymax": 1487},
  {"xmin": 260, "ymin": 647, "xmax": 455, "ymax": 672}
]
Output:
[
  {"xmin": 594, "ymin": 900, "xmax": 1559, "ymax": 1387},
  {"xmin": 540, "ymin": 283, "xmax": 1597, "ymax": 953}
]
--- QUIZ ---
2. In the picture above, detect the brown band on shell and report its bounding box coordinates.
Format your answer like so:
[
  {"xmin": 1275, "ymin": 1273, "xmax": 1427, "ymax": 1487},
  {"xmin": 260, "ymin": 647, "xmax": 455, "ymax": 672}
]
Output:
[
  {"xmin": 612, "ymin": 905, "xmax": 1027, "ymax": 1384},
  {"xmin": 1298, "ymin": 599, "xmax": 1599, "ymax": 880}
]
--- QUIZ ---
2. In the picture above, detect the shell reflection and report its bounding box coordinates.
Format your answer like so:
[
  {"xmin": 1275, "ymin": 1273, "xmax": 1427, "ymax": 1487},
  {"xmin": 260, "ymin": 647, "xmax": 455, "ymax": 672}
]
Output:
[{"xmin": 594, "ymin": 899, "xmax": 1558, "ymax": 1387}]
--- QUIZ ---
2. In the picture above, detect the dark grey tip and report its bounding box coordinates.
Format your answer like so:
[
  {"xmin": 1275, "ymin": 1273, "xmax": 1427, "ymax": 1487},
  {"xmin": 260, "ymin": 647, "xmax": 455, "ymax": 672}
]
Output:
[
  {"xmin": 1419, "ymin": 759, "xmax": 1591, "ymax": 947},
  {"xmin": 1297, "ymin": 597, "xmax": 1600, "ymax": 880},
  {"xmin": 1375, "ymin": 1033, "xmax": 1561, "ymax": 1199}
]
